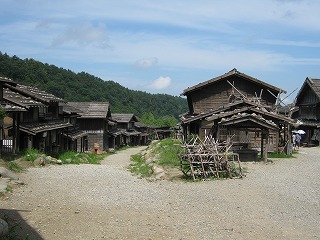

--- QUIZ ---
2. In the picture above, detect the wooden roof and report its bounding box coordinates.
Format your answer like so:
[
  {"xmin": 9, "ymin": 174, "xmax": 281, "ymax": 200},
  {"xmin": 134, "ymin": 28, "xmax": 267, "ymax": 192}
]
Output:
[
  {"xmin": 5, "ymin": 83, "xmax": 64, "ymax": 103},
  {"xmin": 219, "ymin": 113, "xmax": 279, "ymax": 131},
  {"xmin": 64, "ymin": 128, "xmax": 88, "ymax": 140},
  {"xmin": 0, "ymin": 102, "xmax": 26, "ymax": 112},
  {"xmin": 181, "ymin": 68, "xmax": 285, "ymax": 96},
  {"xmin": 0, "ymin": 76, "xmax": 16, "ymax": 85},
  {"xmin": 68, "ymin": 102, "xmax": 110, "ymax": 119},
  {"xmin": 296, "ymin": 77, "xmax": 320, "ymax": 102},
  {"xmin": 112, "ymin": 113, "xmax": 138, "ymax": 123},
  {"xmin": 181, "ymin": 100, "xmax": 294, "ymax": 125},
  {"xmin": 3, "ymin": 87, "xmax": 45, "ymax": 108},
  {"xmin": 60, "ymin": 103, "xmax": 83, "ymax": 115},
  {"xmin": 20, "ymin": 120, "xmax": 72, "ymax": 135}
]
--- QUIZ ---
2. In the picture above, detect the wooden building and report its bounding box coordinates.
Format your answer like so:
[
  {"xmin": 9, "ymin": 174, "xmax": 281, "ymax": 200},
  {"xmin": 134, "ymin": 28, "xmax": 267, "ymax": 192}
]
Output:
[
  {"xmin": 180, "ymin": 69, "xmax": 293, "ymax": 160},
  {"xmin": 292, "ymin": 77, "xmax": 320, "ymax": 146},
  {"xmin": 2, "ymin": 81, "xmax": 72, "ymax": 154},
  {"xmin": 67, "ymin": 102, "xmax": 111, "ymax": 151},
  {"xmin": 110, "ymin": 113, "xmax": 141, "ymax": 148},
  {"xmin": 0, "ymin": 77, "xmax": 26, "ymax": 153},
  {"xmin": 61, "ymin": 103, "xmax": 88, "ymax": 152}
]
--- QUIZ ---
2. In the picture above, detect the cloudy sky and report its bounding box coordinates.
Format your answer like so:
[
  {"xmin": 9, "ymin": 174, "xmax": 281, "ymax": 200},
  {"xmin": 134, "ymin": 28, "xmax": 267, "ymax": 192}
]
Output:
[{"xmin": 1, "ymin": 0, "xmax": 320, "ymax": 102}]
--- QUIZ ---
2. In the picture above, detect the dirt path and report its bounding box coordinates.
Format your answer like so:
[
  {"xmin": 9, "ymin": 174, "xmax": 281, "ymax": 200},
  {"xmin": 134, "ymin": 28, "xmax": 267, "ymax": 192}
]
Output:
[
  {"xmin": 100, "ymin": 146, "xmax": 147, "ymax": 168},
  {"xmin": 1, "ymin": 147, "xmax": 320, "ymax": 240}
]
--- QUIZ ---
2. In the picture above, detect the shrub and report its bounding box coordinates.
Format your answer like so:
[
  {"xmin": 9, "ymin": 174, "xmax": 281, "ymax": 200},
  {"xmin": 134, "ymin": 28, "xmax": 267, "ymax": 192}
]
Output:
[{"xmin": 23, "ymin": 148, "xmax": 44, "ymax": 162}]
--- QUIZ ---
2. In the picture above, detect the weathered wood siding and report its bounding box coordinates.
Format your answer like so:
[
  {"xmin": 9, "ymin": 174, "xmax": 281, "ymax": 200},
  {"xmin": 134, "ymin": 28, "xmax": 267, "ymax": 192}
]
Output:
[
  {"xmin": 217, "ymin": 127, "xmax": 278, "ymax": 152},
  {"xmin": 188, "ymin": 76, "xmax": 278, "ymax": 114},
  {"xmin": 77, "ymin": 119, "xmax": 105, "ymax": 131}
]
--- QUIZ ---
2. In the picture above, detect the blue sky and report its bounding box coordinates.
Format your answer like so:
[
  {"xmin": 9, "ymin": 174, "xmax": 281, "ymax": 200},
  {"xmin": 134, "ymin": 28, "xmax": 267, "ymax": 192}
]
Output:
[{"xmin": 1, "ymin": 0, "xmax": 320, "ymax": 103}]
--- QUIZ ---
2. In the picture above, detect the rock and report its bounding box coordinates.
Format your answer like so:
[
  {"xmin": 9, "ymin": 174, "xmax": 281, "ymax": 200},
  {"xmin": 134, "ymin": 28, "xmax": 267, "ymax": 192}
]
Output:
[
  {"xmin": 56, "ymin": 159, "xmax": 62, "ymax": 165},
  {"xmin": 0, "ymin": 218, "xmax": 9, "ymax": 237},
  {"xmin": 145, "ymin": 157, "xmax": 154, "ymax": 166},
  {"xmin": 34, "ymin": 157, "xmax": 46, "ymax": 166},
  {"xmin": 155, "ymin": 171, "xmax": 166, "ymax": 180},
  {"xmin": 0, "ymin": 167, "xmax": 19, "ymax": 180},
  {"xmin": 153, "ymin": 166, "xmax": 164, "ymax": 175},
  {"xmin": 0, "ymin": 179, "xmax": 9, "ymax": 192},
  {"xmin": 108, "ymin": 148, "xmax": 115, "ymax": 153}
]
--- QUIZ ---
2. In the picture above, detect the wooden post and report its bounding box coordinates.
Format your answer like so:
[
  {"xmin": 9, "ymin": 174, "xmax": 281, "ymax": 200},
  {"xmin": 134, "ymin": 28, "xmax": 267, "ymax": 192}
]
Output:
[
  {"xmin": 264, "ymin": 131, "xmax": 269, "ymax": 163},
  {"xmin": 260, "ymin": 130, "xmax": 264, "ymax": 160}
]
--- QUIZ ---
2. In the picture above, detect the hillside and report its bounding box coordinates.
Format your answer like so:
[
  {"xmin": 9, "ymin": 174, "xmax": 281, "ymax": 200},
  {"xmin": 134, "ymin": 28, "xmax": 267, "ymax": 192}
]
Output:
[{"xmin": 0, "ymin": 52, "xmax": 188, "ymax": 120}]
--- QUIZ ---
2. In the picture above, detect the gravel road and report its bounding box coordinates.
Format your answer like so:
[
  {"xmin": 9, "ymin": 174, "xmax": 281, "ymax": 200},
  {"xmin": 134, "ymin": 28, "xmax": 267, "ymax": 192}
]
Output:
[{"xmin": 1, "ymin": 146, "xmax": 320, "ymax": 240}]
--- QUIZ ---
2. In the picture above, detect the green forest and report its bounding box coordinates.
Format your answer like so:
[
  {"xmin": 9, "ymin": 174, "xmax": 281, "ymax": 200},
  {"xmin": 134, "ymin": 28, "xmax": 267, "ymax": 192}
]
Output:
[{"xmin": 0, "ymin": 52, "xmax": 188, "ymax": 126}]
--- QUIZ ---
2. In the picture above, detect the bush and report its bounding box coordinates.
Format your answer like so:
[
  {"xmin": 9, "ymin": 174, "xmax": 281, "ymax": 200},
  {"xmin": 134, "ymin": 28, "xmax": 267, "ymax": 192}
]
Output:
[{"xmin": 23, "ymin": 148, "xmax": 44, "ymax": 162}]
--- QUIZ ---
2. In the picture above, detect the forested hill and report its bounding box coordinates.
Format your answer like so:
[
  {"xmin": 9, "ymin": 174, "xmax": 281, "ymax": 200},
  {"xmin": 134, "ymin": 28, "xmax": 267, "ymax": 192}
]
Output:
[{"xmin": 0, "ymin": 52, "xmax": 188, "ymax": 120}]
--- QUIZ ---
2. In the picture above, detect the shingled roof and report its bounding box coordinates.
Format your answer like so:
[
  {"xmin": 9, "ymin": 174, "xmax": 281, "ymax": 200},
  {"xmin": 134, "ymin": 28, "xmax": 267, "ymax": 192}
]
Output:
[
  {"xmin": 181, "ymin": 68, "xmax": 285, "ymax": 96},
  {"xmin": 20, "ymin": 120, "xmax": 72, "ymax": 135},
  {"xmin": 5, "ymin": 83, "xmax": 64, "ymax": 103},
  {"xmin": 67, "ymin": 102, "xmax": 110, "ymax": 119},
  {"xmin": 3, "ymin": 87, "xmax": 45, "ymax": 108},
  {"xmin": 111, "ymin": 113, "xmax": 138, "ymax": 123},
  {"xmin": 296, "ymin": 77, "xmax": 320, "ymax": 102}
]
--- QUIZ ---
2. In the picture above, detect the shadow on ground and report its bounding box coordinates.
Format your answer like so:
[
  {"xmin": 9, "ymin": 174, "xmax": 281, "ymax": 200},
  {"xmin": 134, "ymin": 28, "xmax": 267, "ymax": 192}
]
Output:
[{"xmin": 1, "ymin": 208, "xmax": 43, "ymax": 240}]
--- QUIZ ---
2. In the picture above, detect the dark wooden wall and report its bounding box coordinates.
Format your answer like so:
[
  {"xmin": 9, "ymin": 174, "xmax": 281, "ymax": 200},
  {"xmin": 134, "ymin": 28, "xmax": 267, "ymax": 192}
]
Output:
[{"xmin": 188, "ymin": 76, "xmax": 278, "ymax": 114}]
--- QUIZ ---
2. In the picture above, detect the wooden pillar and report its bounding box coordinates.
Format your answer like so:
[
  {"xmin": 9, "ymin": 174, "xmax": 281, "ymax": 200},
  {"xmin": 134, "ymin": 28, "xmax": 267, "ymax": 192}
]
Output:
[
  {"xmin": 264, "ymin": 131, "xmax": 269, "ymax": 163},
  {"xmin": 260, "ymin": 130, "xmax": 264, "ymax": 159},
  {"xmin": 12, "ymin": 113, "xmax": 17, "ymax": 154}
]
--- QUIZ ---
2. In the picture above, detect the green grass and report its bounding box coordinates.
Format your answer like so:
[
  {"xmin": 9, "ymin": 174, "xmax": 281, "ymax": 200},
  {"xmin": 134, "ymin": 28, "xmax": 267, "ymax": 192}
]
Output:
[
  {"xmin": 58, "ymin": 151, "xmax": 109, "ymax": 164},
  {"xmin": 129, "ymin": 138, "xmax": 185, "ymax": 178},
  {"xmin": 150, "ymin": 138, "xmax": 184, "ymax": 167},
  {"xmin": 6, "ymin": 161, "xmax": 24, "ymax": 172},
  {"xmin": 129, "ymin": 153, "xmax": 153, "ymax": 177},
  {"xmin": 23, "ymin": 148, "xmax": 44, "ymax": 162}
]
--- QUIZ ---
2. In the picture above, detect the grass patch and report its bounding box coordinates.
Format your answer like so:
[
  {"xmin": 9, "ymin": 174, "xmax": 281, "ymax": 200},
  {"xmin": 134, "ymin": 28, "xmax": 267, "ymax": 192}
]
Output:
[
  {"xmin": 129, "ymin": 153, "xmax": 153, "ymax": 177},
  {"xmin": 22, "ymin": 148, "xmax": 44, "ymax": 162},
  {"xmin": 58, "ymin": 151, "xmax": 109, "ymax": 164},
  {"xmin": 150, "ymin": 138, "xmax": 184, "ymax": 167},
  {"xmin": 6, "ymin": 161, "xmax": 24, "ymax": 172},
  {"xmin": 261, "ymin": 152, "xmax": 295, "ymax": 158}
]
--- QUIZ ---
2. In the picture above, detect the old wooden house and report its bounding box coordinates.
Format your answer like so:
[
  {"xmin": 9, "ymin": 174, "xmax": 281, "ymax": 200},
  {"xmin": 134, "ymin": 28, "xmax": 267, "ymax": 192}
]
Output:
[
  {"xmin": 2, "ymin": 81, "xmax": 72, "ymax": 154},
  {"xmin": 61, "ymin": 103, "xmax": 88, "ymax": 152},
  {"xmin": 180, "ymin": 68, "xmax": 294, "ymax": 160},
  {"xmin": 0, "ymin": 77, "xmax": 27, "ymax": 153},
  {"xmin": 110, "ymin": 113, "xmax": 141, "ymax": 147},
  {"xmin": 291, "ymin": 77, "xmax": 320, "ymax": 146},
  {"xmin": 67, "ymin": 102, "xmax": 111, "ymax": 151}
]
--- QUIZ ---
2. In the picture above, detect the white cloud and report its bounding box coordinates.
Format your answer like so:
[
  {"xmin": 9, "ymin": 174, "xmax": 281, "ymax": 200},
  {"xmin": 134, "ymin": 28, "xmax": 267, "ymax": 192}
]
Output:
[
  {"xmin": 150, "ymin": 76, "xmax": 171, "ymax": 90},
  {"xmin": 135, "ymin": 57, "xmax": 158, "ymax": 68},
  {"xmin": 51, "ymin": 22, "xmax": 109, "ymax": 48}
]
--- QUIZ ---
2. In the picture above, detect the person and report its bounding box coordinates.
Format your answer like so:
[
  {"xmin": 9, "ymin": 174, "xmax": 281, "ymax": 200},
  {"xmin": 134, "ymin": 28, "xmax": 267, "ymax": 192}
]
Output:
[
  {"xmin": 295, "ymin": 133, "xmax": 301, "ymax": 150},
  {"xmin": 292, "ymin": 134, "xmax": 296, "ymax": 150}
]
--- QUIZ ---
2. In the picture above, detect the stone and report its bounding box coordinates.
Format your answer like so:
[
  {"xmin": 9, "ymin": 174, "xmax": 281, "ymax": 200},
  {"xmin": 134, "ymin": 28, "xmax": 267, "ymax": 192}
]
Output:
[
  {"xmin": 155, "ymin": 171, "xmax": 166, "ymax": 180},
  {"xmin": 153, "ymin": 166, "xmax": 164, "ymax": 175},
  {"xmin": 0, "ymin": 167, "xmax": 19, "ymax": 180},
  {"xmin": 145, "ymin": 157, "xmax": 154, "ymax": 165},
  {"xmin": 0, "ymin": 218, "xmax": 9, "ymax": 237},
  {"xmin": 34, "ymin": 157, "xmax": 46, "ymax": 166},
  {"xmin": 0, "ymin": 179, "xmax": 8, "ymax": 192}
]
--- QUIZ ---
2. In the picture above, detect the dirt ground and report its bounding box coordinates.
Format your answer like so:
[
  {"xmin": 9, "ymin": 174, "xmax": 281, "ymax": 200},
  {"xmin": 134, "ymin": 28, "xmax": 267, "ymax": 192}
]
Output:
[{"xmin": 1, "ymin": 146, "xmax": 320, "ymax": 240}]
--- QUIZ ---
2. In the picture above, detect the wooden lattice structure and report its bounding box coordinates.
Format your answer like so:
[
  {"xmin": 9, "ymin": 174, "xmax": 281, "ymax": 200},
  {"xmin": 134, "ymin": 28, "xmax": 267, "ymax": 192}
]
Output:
[{"xmin": 180, "ymin": 136, "xmax": 243, "ymax": 180}]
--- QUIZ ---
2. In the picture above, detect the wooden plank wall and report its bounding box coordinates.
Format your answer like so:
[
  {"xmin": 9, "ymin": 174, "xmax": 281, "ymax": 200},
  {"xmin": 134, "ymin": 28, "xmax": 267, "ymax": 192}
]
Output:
[{"xmin": 190, "ymin": 77, "xmax": 277, "ymax": 114}]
